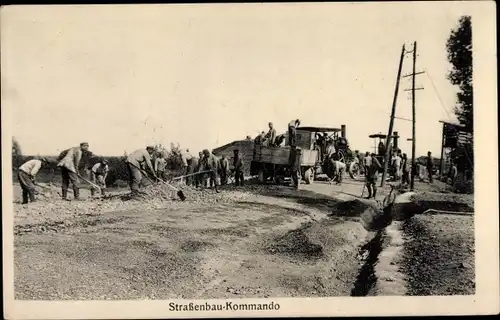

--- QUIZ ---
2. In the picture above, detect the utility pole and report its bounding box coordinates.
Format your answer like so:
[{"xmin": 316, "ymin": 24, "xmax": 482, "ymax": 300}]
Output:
[
  {"xmin": 381, "ymin": 45, "xmax": 405, "ymax": 187},
  {"xmin": 410, "ymin": 41, "xmax": 417, "ymax": 191}
]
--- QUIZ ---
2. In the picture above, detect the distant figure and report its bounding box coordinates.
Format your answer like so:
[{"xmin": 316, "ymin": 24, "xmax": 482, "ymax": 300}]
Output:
[
  {"xmin": 365, "ymin": 153, "xmax": 382, "ymax": 199},
  {"xmin": 378, "ymin": 141, "xmax": 386, "ymax": 157},
  {"xmin": 363, "ymin": 152, "xmax": 372, "ymax": 175},
  {"xmin": 233, "ymin": 149, "xmax": 244, "ymax": 186},
  {"xmin": 449, "ymin": 161, "xmax": 458, "ymax": 185},
  {"xmin": 202, "ymin": 149, "xmax": 218, "ymax": 188},
  {"xmin": 154, "ymin": 153, "xmax": 167, "ymax": 180},
  {"xmin": 126, "ymin": 146, "xmax": 157, "ymax": 195},
  {"xmin": 392, "ymin": 151, "xmax": 402, "ymax": 181},
  {"xmin": 275, "ymin": 134, "xmax": 286, "ymax": 147},
  {"xmin": 219, "ymin": 155, "xmax": 230, "ymax": 185},
  {"xmin": 57, "ymin": 142, "xmax": 90, "ymax": 201},
  {"xmin": 254, "ymin": 131, "xmax": 266, "ymax": 145},
  {"xmin": 18, "ymin": 157, "xmax": 50, "ymax": 204},
  {"xmin": 331, "ymin": 160, "xmax": 346, "ymax": 185},
  {"xmin": 180, "ymin": 149, "xmax": 193, "ymax": 178},
  {"xmin": 265, "ymin": 122, "xmax": 277, "ymax": 146},
  {"xmin": 426, "ymin": 151, "xmax": 434, "ymax": 183},
  {"xmin": 401, "ymin": 153, "xmax": 410, "ymax": 185},
  {"xmin": 90, "ymin": 159, "xmax": 109, "ymax": 197},
  {"xmin": 289, "ymin": 146, "xmax": 301, "ymax": 189},
  {"xmin": 288, "ymin": 119, "xmax": 300, "ymax": 147}
]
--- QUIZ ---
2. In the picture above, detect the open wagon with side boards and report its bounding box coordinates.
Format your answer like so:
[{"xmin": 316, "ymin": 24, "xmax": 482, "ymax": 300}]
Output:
[{"xmin": 250, "ymin": 125, "xmax": 361, "ymax": 184}]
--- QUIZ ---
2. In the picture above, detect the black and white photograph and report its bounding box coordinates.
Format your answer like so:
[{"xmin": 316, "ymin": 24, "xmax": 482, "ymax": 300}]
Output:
[{"xmin": 2, "ymin": 2, "xmax": 498, "ymax": 319}]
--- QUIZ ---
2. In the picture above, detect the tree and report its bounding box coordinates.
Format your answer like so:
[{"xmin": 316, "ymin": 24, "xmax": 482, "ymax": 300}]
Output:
[
  {"xmin": 12, "ymin": 137, "xmax": 22, "ymax": 157},
  {"xmin": 446, "ymin": 16, "xmax": 473, "ymax": 133}
]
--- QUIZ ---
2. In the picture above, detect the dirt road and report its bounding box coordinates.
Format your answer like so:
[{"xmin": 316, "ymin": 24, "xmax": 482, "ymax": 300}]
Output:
[{"xmin": 12, "ymin": 178, "xmax": 475, "ymax": 299}]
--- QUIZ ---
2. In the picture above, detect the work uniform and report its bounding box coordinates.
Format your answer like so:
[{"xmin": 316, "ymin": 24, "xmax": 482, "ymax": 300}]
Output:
[
  {"xmin": 288, "ymin": 120, "xmax": 298, "ymax": 147},
  {"xmin": 181, "ymin": 150, "xmax": 193, "ymax": 176},
  {"xmin": 289, "ymin": 147, "xmax": 301, "ymax": 188},
  {"xmin": 186, "ymin": 157, "xmax": 198, "ymax": 186},
  {"xmin": 155, "ymin": 157, "xmax": 167, "ymax": 180},
  {"xmin": 266, "ymin": 128, "xmax": 277, "ymax": 146},
  {"xmin": 219, "ymin": 157, "xmax": 230, "ymax": 185},
  {"xmin": 233, "ymin": 154, "xmax": 244, "ymax": 186},
  {"xmin": 365, "ymin": 156, "xmax": 381, "ymax": 199},
  {"xmin": 57, "ymin": 146, "xmax": 83, "ymax": 200},
  {"xmin": 91, "ymin": 162, "xmax": 109, "ymax": 196},
  {"xmin": 401, "ymin": 157, "xmax": 410, "ymax": 185},
  {"xmin": 202, "ymin": 153, "xmax": 219, "ymax": 187},
  {"xmin": 126, "ymin": 149, "xmax": 154, "ymax": 193},
  {"xmin": 392, "ymin": 154, "xmax": 402, "ymax": 180},
  {"xmin": 331, "ymin": 160, "xmax": 346, "ymax": 184},
  {"xmin": 18, "ymin": 159, "xmax": 42, "ymax": 204},
  {"xmin": 426, "ymin": 156, "xmax": 434, "ymax": 183}
]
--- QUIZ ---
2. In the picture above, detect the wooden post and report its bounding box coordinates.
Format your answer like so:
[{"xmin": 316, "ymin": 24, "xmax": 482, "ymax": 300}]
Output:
[
  {"xmin": 381, "ymin": 44, "xmax": 406, "ymax": 187},
  {"xmin": 410, "ymin": 41, "xmax": 417, "ymax": 191}
]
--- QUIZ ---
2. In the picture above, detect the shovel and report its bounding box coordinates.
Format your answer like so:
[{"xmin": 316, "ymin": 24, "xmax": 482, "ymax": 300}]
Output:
[{"xmin": 130, "ymin": 163, "xmax": 186, "ymax": 201}]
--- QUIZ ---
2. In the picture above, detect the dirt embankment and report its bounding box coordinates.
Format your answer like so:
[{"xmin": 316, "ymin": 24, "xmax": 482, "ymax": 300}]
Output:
[{"xmin": 401, "ymin": 214, "xmax": 475, "ymax": 295}]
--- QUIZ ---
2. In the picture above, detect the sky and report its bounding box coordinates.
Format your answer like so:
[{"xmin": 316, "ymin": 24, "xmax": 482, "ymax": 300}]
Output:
[{"xmin": 1, "ymin": 3, "xmax": 474, "ymax": 157}]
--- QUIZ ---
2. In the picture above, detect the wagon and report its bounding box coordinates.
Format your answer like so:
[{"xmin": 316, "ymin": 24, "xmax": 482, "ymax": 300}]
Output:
[{"xmin": 250, "ymin": 125, "xmax": 360, "ymax": 184}]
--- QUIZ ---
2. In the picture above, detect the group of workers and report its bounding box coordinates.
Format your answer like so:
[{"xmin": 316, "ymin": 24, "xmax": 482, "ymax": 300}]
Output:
[{"xmin": 17, "ymin": 141, "xmax": 248, "ymax": 204}]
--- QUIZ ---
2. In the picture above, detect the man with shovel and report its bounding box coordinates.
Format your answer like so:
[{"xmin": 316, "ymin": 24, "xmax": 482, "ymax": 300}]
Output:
[
  {"xmin": 18, "ymin": 157, "xmax": 50, "ymax": 204},
  {"xmin": 57, "ymin": 142, "xmax": 90, "ymax": 201},
  {"xmin": 126, "ymin": 146, "xmax": 158, "ymax": 196}
]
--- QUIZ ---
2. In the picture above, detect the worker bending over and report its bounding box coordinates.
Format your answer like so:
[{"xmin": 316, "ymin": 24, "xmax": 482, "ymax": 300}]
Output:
[
  {"xmin": 126, "ymin": 146, "xmax": 157, "ymax": 195},
  {"xmin": 90, "ymin": 159, "xmax": 109, "ymax": 197},
  {"xmin": 331, "ymin": 160, "xmax": 346, "ymax": 184},
  {"xmin": 18, "ymin": 157, "xmax": 50, "ymax": 204},
  {"xmin": 57, "ymin": 142, "xmax": 90, "ymax": 201}
]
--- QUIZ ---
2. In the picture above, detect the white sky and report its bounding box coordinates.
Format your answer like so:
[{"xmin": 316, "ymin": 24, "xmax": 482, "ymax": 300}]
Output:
[{"xmin": 2, "ymin": 3, "xmax": 473, "ymax": 157}]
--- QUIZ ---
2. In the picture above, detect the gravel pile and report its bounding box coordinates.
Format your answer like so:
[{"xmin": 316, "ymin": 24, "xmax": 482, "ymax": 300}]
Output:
[{"xmin": 267, "ymin": 226, "xmax": 324, "ymax": 259}]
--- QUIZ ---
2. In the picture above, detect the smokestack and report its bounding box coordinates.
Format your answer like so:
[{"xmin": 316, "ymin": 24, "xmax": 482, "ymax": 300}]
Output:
[
  {"xmin": 341, "ymin": 125, "xmax": 346, "ymax": 139},
  {"xmin": 393, "ymin": 131, "xmax": 399, "ymax": 150}
]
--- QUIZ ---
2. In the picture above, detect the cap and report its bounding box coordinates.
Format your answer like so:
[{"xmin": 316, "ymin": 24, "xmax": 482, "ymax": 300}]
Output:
[
  {"xmin": 203, "ymin": 149, "xmax": 210, "ymax": 154},
  {"xmin": 233, "ymin": 149, "xmax": 239, "ymax": 152},
  {"xmin": 101, "ymin": 159, "xmax": 109, "ymax": 164},
  {"xmin": 80, "ymin": 142, "xmax": 89, "ymax": 147}
]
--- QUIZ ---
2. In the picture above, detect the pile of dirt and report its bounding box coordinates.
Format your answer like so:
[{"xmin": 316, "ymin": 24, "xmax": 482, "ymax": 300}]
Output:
[
  {"xmin": 266, "ymin": 227, "xmax": 324, "ymax": 259},
  {"xmin": 125, "ymin": 184, "xmax": 250, "ymax": 204}
]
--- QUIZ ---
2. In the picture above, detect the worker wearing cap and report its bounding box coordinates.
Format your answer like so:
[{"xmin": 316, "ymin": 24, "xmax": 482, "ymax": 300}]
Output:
[
  {"xmin": 126, "ymin": 146, "xmax": 157, "ymax": 194},
  {"xmin": 18, "ymin": 157, "xmax": 50, "ymax": 204},
  {"xmin": 90, "ymin": 159, "xmax": 109, "ymax": 197},
  {"xmin": 57, "ymin": 142, "xmax": 90, "ymax": 201},
  {"xmin": 288, "ymin": 119, "xmax": 300, "ymax": 147},
  {"xmin": 201, "ymin": 149, "xmax": 218, "ymax": 188},
  {"xmin": 233, "ymin": 149, "xmax": 244, "ymax": 186}
]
